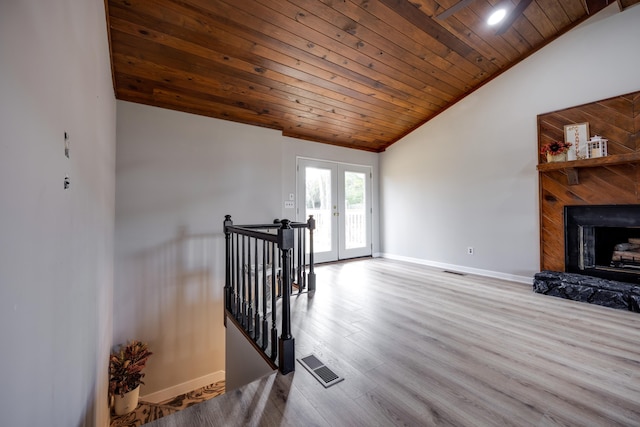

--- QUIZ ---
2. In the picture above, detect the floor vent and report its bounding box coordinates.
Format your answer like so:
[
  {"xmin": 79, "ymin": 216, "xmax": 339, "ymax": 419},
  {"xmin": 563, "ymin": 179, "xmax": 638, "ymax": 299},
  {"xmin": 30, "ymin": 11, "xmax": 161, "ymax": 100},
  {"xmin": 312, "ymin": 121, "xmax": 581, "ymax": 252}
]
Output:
[
  {"xmin": 443, "ymin": 270, "xmax": 466, "ymax": 276},
  {"xmin": 297, "ymin": 354, "xmax": 344, "ymax": 388}
]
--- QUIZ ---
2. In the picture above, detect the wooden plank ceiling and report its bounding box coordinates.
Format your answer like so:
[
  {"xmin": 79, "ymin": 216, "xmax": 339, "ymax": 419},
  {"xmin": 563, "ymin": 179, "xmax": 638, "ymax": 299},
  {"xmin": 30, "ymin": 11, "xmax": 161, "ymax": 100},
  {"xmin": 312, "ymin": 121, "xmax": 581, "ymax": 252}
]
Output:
[{"xmin": 106, "ymin": 0, "xmax": 638, "ymax": 152}]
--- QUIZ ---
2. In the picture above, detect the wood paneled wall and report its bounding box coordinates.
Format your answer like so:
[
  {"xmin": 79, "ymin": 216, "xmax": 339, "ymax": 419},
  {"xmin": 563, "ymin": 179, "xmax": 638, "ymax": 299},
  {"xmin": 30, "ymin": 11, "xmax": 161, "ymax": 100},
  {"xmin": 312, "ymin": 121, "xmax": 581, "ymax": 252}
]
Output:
[{"xmin": 537, "ymin": 91, "xmax": 640, "ymax": 271}]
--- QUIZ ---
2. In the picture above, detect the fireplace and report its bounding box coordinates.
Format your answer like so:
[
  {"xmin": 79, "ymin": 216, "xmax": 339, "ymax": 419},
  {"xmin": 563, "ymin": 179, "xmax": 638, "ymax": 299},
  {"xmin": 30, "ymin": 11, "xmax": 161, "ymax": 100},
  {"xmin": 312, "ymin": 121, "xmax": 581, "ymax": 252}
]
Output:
[{"xmin": 565, "ymin": 205, "xmax": 640, "ymax": 285}]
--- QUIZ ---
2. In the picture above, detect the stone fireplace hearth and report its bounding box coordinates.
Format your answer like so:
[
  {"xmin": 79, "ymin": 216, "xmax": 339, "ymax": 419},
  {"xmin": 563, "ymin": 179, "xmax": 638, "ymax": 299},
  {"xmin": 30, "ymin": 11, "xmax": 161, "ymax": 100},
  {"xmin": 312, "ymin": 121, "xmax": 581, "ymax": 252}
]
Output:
[{"xmin": 533, "ymin": 270, "xmax": 640, "ymax": 312}]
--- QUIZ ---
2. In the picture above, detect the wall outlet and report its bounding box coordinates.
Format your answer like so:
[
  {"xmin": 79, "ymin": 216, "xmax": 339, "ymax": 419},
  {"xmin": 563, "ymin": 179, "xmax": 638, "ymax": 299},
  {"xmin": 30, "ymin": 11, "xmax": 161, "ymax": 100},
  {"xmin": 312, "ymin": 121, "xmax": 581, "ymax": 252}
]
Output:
[
  {"xmin": 467, "ymin": 247, "xmax": 474, "ymax": 255},
  {"xmin": 284, "ymin": 201, "xmax": 295, "ymax": 209}
]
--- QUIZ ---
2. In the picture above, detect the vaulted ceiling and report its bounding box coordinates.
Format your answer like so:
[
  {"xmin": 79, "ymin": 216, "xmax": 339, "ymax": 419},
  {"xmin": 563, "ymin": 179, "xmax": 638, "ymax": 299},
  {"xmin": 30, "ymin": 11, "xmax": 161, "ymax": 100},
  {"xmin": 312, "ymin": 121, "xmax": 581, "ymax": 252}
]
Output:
[{"xmin": 106, "ymin": 0, "xmax": 639, "ymax": 152}]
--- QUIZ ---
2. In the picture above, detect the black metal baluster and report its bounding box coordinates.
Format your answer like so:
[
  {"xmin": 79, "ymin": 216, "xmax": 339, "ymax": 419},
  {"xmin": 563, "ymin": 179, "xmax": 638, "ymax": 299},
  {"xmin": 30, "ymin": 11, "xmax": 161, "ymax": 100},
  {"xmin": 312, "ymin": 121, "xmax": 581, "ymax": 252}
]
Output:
[
  {"xmin": 308, "ymin": 215, "xmax": 316, "ymax": 293},
  {"xmin": 247, "ymin": 237, "xmax": 254, "ymax": 334},
  {"xmin": 301, "ymin": 226, "xmax": 306, "ymax": 291},
  {"xmin": 261, "ymin": 240, "xmax": 268, "ymax": 350},
  {"xmin": 235, "ymin": 234, "xmax": 241, "ymax": 318},
  {"xmin": 270, "ymin": 241, "xmax": 278, "ymax": 362},
  {"xmin": 296, "ymin": 226, "xmax": 303, "ymax": 292},
  {"xmin": 254, "ymin": 237, "xmax": 260, "ymax": 341},
  {"xmin": 224, "ymin": 215, "xmax": 232, "ymax": 312},
  {"xmin": 241, "ymin": 235, "xmax": 247, "ymax": 328},
  {"xmin": 231, "ymin": 228, "xmax": 236, "ymax": 316},
  {"xmin": 291, "ymin": 246, "xmax": 295, "ymax": 295}
]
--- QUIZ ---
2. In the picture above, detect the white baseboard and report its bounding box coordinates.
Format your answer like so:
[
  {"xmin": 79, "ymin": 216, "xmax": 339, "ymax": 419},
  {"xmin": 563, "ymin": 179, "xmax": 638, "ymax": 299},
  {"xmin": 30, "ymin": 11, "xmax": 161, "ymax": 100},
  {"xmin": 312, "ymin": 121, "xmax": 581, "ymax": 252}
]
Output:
[
  {"xmin": 379, "ymin": 253, "xmax": 533, "ymax": 285},
  {"xmin": 140, "ymin": 370, "xmax": 225, "ymax": 404}
]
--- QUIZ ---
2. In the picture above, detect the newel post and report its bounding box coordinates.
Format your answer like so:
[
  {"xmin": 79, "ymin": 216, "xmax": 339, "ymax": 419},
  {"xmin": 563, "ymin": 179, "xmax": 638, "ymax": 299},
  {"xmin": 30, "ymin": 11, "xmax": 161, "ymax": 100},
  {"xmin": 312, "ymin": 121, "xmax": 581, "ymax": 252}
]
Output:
[
  {"xmin": 278, "ymin": 219, "xmax": 295, "ymax": 374},
  {"xmin": 223, "ymin": 215, "xmax": 233, "ymax": 312}
]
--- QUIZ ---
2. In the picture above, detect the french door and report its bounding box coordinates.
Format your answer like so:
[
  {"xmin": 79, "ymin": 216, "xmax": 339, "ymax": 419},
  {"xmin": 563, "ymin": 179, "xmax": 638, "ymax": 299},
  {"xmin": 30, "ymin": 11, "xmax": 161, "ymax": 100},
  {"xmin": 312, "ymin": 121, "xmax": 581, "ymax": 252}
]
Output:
[{"xmin": 297, "ymin": 158, "xmax": 372, "ymax": 263}]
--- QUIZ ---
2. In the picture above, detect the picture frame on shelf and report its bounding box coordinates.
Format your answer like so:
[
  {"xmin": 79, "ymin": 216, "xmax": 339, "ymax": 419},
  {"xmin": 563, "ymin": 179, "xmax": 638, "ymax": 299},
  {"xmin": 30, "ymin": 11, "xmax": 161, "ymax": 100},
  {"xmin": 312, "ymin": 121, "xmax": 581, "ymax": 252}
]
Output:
[{"xmin": 564, "ymin": 122, "xmax": 589, "ymax": 160}]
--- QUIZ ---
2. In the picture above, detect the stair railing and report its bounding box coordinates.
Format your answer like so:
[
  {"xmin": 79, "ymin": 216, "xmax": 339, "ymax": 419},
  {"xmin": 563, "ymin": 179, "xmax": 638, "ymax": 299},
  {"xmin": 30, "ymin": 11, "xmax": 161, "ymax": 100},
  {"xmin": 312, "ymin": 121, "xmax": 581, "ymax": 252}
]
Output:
[{"xmin": 223, "ymin": 215, "xmax": 315, "ymax": 374}]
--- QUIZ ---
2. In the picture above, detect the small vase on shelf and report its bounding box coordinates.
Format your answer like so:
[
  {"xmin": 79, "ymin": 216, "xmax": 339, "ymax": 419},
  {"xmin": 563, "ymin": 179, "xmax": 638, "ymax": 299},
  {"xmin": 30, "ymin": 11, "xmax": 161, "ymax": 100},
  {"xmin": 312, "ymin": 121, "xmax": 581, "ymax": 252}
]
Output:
[
  {"xmin": 546, "ymin": 152, "xmax": 567, "ymax": 163},
  {"xmin": 541, "ymin": 140, "xmax": 572, "ymax": 164}
]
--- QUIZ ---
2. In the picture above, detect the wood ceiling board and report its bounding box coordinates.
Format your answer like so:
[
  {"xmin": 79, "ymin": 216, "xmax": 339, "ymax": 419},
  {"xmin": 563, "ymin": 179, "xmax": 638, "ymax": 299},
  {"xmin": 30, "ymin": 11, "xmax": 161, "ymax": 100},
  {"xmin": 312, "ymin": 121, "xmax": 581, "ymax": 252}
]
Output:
[
  {"xmin": 330, "ymin": 0, "xmax": 486, "ymax": 90},
  {"xmin": 107, "ymin": 0, "xmax": 613, "ymax": 152},
  {"xmin": 618, "ymin": 0, "xmax": 640, "ymax": 8}
]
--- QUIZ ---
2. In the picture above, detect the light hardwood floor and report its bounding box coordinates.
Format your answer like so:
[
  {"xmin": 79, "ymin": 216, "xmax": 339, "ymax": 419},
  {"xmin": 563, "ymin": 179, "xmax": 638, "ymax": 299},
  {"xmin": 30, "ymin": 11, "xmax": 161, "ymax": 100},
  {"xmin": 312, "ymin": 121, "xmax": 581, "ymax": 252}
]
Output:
[{"xmin": 148, "ymin": 258, "xmax": 640, "ymax": 426}]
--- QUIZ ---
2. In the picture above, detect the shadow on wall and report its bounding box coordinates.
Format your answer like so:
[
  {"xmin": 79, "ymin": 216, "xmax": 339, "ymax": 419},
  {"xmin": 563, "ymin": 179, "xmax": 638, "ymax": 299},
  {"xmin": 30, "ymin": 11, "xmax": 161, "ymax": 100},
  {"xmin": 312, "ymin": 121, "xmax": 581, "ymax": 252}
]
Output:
[{"xmin": 117, "ymin": 227, "xmax": 226, "ymax": 394}]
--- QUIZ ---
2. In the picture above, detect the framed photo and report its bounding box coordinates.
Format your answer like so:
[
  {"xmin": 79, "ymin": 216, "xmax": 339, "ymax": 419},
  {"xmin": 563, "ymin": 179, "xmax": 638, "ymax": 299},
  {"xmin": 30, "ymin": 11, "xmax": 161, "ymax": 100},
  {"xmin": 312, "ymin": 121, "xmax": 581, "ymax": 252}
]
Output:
[{"xmin": 564, "ymin": 122, "xmax": 590, "ymax": 160}]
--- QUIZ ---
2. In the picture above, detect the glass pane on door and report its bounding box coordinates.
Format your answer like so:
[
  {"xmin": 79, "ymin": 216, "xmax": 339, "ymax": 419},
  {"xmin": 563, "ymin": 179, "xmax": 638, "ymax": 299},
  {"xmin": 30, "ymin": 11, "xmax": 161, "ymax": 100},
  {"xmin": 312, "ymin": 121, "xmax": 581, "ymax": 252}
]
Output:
[
  {"xmin": 344, "ymin": 171, "xmax": 367, "ymax": 250},
  {"xmin": 305, "ymin": 166, "xmax": 332, "ymax": 253}
]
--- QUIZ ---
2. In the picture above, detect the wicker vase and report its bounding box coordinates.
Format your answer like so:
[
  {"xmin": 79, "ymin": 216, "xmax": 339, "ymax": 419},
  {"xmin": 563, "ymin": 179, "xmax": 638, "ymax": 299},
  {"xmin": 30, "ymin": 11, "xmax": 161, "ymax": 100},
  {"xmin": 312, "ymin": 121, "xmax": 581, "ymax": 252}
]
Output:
[{"xmin": 546, "ymin": 152, "xmax": 567, "ymax": 163}]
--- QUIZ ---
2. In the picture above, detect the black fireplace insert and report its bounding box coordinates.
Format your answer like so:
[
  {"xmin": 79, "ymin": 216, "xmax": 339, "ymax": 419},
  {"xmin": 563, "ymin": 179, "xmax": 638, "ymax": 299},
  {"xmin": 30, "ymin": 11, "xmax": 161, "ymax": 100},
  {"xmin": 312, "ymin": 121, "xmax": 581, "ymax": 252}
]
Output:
[{"xmin": 565, "ymin": 205, "xmax": 640, "ymax": 284}]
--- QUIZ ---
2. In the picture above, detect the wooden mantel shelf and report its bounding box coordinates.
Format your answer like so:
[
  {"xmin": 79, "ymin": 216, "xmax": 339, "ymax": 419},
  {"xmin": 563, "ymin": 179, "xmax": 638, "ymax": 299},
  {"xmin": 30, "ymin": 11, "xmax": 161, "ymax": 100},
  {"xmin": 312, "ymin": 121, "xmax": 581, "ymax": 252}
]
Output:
[
  {"xmin": 537, "ymin": 152, "xmax": 640, "ymax": 172},
  {"xmin": 537, "ymin": 152, "xmax": 640, "ymax": 185}
]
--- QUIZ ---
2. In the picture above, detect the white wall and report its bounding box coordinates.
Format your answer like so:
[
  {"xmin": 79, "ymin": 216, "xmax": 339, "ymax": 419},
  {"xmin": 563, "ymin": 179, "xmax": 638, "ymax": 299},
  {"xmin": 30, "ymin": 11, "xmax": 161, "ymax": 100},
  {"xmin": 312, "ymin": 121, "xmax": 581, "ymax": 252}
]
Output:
[
  {"xmin": 380, "ymin": 4, "xmax": 640, "ymax": 283},
  {"xmin": 0, "ymin": 1, "xmax": 116, "ymax": 426},
  {"xmin": 115, "ymin": 101, "xmax": 378, "ymax": 396}
]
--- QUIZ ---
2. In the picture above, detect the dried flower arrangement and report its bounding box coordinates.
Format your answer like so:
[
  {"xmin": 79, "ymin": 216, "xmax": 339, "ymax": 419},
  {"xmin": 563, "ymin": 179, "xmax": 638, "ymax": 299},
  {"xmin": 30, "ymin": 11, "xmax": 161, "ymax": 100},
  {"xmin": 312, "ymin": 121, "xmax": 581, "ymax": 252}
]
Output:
[{"xmin": 540, "ymin": 140, "xmax": 572, "ymax": 155}]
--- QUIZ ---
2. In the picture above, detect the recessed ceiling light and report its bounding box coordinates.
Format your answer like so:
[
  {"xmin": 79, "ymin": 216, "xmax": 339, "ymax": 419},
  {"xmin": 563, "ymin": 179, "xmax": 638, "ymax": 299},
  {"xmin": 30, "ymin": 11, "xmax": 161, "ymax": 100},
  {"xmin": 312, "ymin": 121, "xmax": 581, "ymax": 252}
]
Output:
[{"xmin": 487, "ymin": 8, "xmax": 507, "ymax": 26}]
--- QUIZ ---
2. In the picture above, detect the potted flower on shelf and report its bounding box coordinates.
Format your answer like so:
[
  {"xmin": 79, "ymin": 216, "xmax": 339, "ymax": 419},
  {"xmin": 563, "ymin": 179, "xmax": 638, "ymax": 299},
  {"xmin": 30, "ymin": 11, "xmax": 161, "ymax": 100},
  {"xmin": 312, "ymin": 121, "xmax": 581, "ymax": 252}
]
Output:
[
  {"xmin": 541, "ymin": 140, "xmax": 572, "ymax": 163},
  {"xmin": 109, "ymin": 340, "xmax": 153, "ymax": 415}
]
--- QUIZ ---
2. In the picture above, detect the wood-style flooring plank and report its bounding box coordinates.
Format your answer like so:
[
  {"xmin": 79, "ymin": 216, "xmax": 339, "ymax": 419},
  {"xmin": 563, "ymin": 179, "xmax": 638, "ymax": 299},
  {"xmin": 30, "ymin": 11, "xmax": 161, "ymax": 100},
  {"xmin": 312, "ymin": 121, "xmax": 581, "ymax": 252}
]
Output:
[{"xmin": 148, "ymin": 258, "xmax": 640, "ymax": 426}]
